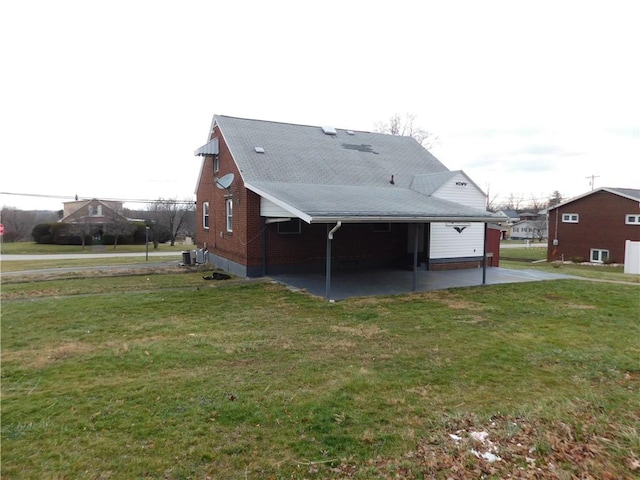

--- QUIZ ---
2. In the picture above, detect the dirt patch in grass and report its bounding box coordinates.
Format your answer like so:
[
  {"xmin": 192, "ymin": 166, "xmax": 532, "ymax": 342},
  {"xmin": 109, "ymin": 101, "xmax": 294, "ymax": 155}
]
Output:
[
  {"xmin": 329, "ymin": 324, "xmax": 386, "ymax": 339},
  {"xmin": 566, "ymin": 303, "xmax": 596, "ymax": 310},
  {"xmin": 327, "ymin": 412, "xmax": 639, "ymax": 479},
  {"xmin": 3, "ymin": 341, "xmax": 94, "ymax": 369}
]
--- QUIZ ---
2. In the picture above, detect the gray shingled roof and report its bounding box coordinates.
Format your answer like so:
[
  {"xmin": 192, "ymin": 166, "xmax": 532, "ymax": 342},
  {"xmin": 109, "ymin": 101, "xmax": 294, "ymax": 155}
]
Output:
[
  {"xmin": 548, "ymin": 187, "xmax": 640, "ymax": 210},
  {"xmin": 209, "ymin": 115, "xmax": 499, "ymax": 223}
]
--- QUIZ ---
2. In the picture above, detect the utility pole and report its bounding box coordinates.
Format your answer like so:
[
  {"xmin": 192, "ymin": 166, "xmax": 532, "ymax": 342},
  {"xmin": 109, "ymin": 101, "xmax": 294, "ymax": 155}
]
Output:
[{"xmin": 585, "ymin": 174, "xmax": 600, "ymax": 190}]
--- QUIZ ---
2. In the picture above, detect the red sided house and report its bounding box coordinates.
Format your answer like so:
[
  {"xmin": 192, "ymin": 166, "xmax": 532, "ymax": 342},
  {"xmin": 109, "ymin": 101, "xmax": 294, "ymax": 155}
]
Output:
[
  {"xmin": 547, "ymin": 187, "xmax": 640, "ymax": 263},
  {"xmin": 194, "ymin": 115, "xmax": 501, "ymax": 288}
]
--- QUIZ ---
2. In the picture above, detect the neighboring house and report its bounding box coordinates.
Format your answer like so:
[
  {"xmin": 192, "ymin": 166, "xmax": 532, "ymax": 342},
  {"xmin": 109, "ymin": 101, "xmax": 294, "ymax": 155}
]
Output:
[
  {"xmin": 510, "ymin": 218, "xmax": 548, "ymax": 241},
  {"xmin": 194, "ymin": 115, "xmax": 501, "ymax": 283},
  {"xmin": 547, "ymin": 187, "xmax": 640, "ymax": 263},
  {"xmin": 497, "ymin": 209, "xmax": 519, "ymax": 239},
  {"xmin": 60, "ymin": 199, "xmax": 129, "ymax": 240}
]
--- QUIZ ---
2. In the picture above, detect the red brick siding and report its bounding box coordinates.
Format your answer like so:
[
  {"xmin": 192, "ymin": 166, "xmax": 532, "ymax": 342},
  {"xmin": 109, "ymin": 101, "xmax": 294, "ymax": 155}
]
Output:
[
  {"xmin": 547, "ymin": 191, "xmax": 640, "ymax": 262},
  {"xmin": 247, "ymin": 223, "xmax": 408, "ymax": 269},
  {"xmin": 196, "ymin": 130, "xmax": 249, "ymax": 266}
]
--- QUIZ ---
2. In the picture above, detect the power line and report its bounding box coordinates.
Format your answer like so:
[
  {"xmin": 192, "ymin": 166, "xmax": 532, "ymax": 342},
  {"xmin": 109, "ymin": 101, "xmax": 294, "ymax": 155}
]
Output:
[
  {"xmin": 585, "ymin": 174, "xmax": 600, "ymax": 190},
  {"xmin": 0, "ymin": 192, "xmax": 194, "ymax": 205}
]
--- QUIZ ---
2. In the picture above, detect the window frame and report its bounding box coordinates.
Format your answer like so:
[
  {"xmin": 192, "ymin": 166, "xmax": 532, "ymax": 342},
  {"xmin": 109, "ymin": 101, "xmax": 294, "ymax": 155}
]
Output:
[
  {"xmin": 277, "ymin": 218, "xmax": 301, "ymax": 235},
  {"xmin": 225, "ymin": 198, "xmax": 233, "ymax": 233},
  {"xmin": 625, "ymin": 214, "xmax": 639, "ymax": 225},
  {"xmin": 590, "ymin": 248, "xmax": 609, "ymax": 263},
  {"xmin": 202, "ymin": 202, "xmax": 209, "ymax": 229},
  {"xmin": 562, "ymin": 213, "xmax": 579, "ymax": 223},
  {"xmin": 213, "ymin": 155, "xmax": 220, "ymax": 174}
]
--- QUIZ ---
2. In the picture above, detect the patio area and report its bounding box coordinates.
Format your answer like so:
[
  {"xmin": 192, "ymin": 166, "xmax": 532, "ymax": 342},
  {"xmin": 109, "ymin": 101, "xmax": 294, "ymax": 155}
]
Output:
[{"xmin": 270, "ymin": 266, "xmax": 576, "ymax": 301}]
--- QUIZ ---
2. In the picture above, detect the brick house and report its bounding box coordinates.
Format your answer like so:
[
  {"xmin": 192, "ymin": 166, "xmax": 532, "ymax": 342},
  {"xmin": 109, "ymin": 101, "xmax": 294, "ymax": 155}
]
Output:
[
  {"xmin": 547, "ymin": 187, "xmax": 640, "ymax": 263},
  {"xmin": 194, "ymin": 115, "xmax": 501, "ymax": 285},
  {"xmin": 60, "ymin": 199, "xmax": 130, "ymax": 240}
]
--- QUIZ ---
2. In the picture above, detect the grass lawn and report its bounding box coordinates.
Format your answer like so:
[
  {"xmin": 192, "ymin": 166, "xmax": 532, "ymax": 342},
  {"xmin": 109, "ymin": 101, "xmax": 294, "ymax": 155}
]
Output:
[
  {"xmin": 2, "ymin": 270, "xmax": 639, "ymax": 479},
  {"xmin": 1, "ymin": 241, "xmax": 186, "ymax": 255}
]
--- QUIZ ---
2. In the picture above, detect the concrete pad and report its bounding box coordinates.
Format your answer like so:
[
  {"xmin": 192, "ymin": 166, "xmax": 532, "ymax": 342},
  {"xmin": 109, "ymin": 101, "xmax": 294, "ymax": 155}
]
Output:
[{"xmin": 271, "ymin": 267, "xmax": 577, "ymax": 301}]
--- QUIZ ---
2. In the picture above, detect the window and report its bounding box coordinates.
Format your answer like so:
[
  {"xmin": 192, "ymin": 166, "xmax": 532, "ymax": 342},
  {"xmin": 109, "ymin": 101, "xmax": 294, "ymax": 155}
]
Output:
[
  {"xmin": 373, "ymin": 223, "xmax": 391, "ymax": 232},
  {"xmin": 225, "ymin": 198, "xmax": 233, "ymax": 232},
  {"xmin": 213, "ymin": 155, "xmax": 219, "ymax": 173},
  {"xmin": 590, "ymin": 248, "xmax": 609, "ymax": 263},
  {"xmin": 203, "ymin": 202, "xmax": 209, "ymax": 229},
  {"xmin": 562, "ymin": 213, "xmax": 579, "ymax": 223},
  {"xmin": 277, "ymin": 218, "xmax": 301, "ymax": 234},
  {"xmin": 626, "ymin": 214, "xmax": 640, "ymax": 225},
  {"xmin": 87, "ymin": 205, "xmax": 102, "ymax": 216}
]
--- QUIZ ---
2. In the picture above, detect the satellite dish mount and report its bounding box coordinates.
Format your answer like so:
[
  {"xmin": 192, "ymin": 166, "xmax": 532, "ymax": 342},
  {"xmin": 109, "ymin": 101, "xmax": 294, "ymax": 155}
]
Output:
[{"xmin": 215, "ymin": 173, "xmax": 235, "ymax": 193}]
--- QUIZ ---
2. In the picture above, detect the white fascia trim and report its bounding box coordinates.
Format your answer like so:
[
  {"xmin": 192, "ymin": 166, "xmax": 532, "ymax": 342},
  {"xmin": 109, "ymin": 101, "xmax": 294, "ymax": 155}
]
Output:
[
  {"xmin": 307, "ymin": 215, "xmax": 500, "ymax": 224},
  {"xmin": 244, "ymin": 182, "xmax": 313, "ymax": 224}
]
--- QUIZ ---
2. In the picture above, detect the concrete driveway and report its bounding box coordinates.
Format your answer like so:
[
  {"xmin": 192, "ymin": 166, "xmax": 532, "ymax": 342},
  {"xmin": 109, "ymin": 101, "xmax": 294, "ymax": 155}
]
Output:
[{"xmin": 271, "ymin": 267, "xmax": 576, "ymax": 301}]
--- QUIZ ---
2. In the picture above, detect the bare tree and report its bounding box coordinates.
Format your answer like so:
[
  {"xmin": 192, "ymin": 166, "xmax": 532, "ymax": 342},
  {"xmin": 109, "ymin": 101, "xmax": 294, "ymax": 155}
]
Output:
[
  {"xmin": 529, "ymin": 194, "xmax": 547, "ymax": 213},
  {"xmin": 374, "ymin": 113, "xmax": 438, "ymax": 149},
  {"xmin": 530, "ymin": 217, "xmax": 548, "ymax": 242},
  {"xmin": 147, "ymin": 198, "xmax": 195, "ymax": 247},
  {"xmin": 107, "ymin": 211, "xmax": 133, "ymax": 249},
  {"xmin": 484, "ymin": 184, "xmax": 500, "ymax": 212},
  {"xmin": 1, "ymin": 207, "xmax": 35, "ymax": 242},
  {"xmin": 502, "ymin": 193, "xmax": 524, "ymax": 211},
  {"xmin": 66, "ymin": 218, "xmax": 93, "ymax": 249}
]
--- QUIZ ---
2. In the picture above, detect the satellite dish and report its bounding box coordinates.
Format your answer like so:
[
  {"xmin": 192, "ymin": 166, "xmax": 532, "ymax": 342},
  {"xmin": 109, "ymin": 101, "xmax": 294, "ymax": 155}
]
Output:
[{"xmin": 216, "ymin": 173, "xmax": 235, "ymax": 190}]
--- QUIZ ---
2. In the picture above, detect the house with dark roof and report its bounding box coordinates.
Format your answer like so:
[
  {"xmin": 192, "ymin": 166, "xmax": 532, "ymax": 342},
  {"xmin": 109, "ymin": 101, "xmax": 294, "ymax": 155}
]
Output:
[
  {"xmin": 194, "ymin": 115, "xmax": 501, "ymax": 288},
  {"xmin": 547, "ymin": 187, "xmax": 640, "ymax": 263}
]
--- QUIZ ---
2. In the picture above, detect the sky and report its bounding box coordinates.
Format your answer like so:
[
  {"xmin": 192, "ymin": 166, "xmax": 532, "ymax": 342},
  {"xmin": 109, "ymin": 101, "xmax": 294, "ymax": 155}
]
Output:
[{"xmin": 1, "ymin": 0, "xmax": 638, "ymax": 212}]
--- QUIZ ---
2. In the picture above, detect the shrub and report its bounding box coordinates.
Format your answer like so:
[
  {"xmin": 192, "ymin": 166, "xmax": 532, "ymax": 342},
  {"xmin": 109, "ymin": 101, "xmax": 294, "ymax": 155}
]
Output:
[
  {"xmin": 570, "ymin": 256, "xmax": 586, "ymax": 263},
  {"xmin": 31, "ymin": 223, "xmax": 53, "ymax": 243}
]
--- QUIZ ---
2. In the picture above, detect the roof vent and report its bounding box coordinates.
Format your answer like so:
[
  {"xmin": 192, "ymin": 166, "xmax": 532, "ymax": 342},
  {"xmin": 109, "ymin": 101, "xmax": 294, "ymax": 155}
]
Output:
[
  {"xmin": 346, "ymin": 130, "xmax": 355, "ymax": 135},
  {"xmin": 254, "ymin": 147, "xmax": 265, "ymax": 153},
  {"xmin": 321, "ymin": 126, "xmax": 337, "ymax": 135}
]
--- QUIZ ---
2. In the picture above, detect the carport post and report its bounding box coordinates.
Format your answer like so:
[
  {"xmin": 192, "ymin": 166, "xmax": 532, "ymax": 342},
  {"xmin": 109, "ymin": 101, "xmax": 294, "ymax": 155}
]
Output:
[
  {"xmin": 412, "ymin": 223, "xmax": 420, "ymax": 291},
  {"xmin": 325, "ymin": 221, "xmax": 342, "ymax": 299},
  {"xmin": 262, "ymin": 217, "xmax": 267, "ymax": 277},
  {"xmin": 482, "ymin": 222, "xmax": 488, "ymax": 284}
]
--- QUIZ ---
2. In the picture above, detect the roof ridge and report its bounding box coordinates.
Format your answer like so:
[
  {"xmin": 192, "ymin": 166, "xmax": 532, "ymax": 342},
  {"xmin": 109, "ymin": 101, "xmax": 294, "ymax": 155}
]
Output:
[{"xmin": 215, "ymin": 114, "xmax": 373, "ymax": 134}]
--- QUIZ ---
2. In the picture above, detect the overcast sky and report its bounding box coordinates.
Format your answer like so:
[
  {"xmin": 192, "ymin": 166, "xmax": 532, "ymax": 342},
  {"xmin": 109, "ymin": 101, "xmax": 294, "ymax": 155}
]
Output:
[{"xmin": 1, "ymin": 0, "xmax": 638, "ymax": 212}]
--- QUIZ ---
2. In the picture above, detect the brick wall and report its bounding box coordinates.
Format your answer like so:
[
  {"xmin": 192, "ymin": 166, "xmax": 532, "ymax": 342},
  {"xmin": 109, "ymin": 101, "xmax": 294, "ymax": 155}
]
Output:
[
  {"xmin": 248, "ymin": 223, "xmax": 408, "ymax": 271},
  {"xmin": 196, "ymin": 128, "xmax": 248, "ymax": 266},
  {"xmin": 547, "ymin": 191, "xmax": 640, "ymax": 262}
]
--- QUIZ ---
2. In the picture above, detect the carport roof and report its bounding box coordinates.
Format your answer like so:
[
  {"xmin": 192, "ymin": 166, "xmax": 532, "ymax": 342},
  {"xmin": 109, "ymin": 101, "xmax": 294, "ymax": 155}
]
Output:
[
  {"xmin": 202, "ymin": 115, "xmax": 501, "ymax": 224},
  {"xmin": 246, "ymin": 180, "xmax": 498, "ymax": 224}
]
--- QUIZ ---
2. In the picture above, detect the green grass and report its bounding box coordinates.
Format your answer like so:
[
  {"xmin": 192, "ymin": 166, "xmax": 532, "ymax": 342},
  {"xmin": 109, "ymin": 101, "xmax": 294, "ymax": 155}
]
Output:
[
  {"xmin": 499, "ymin": 245, "xmax": 548, "ymax": 261},
  {"xmin": 1, "ymin": 241, "xmax": 186, "ymax": 255},
  {"xmin": 2, "ymin": 273, "xmax": 639, "ymax": 478},
  {"xmin": 1, "ymin": 256, "xmax": 182, "ymax": 273}
]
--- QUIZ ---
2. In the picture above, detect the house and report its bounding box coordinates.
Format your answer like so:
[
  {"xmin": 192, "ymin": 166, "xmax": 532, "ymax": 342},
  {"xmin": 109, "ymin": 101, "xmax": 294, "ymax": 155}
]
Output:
[
  {"xmin": 194, "ymin": 115, "xmax": 501, "ymax": 288},
  {"xmin": 547, "ymin": 187, "xmax": 640, "ymax": 263},
  {"xmin": 59, "ymin": 199, "xmax": 130, "ymax": 240},
  {"xmin": 496, "ymin": 209, "xmax": 519, "ymax": 239},
  {"xmin": 510, "ymin": 216, "xmax": 547, "ymax": 241}
]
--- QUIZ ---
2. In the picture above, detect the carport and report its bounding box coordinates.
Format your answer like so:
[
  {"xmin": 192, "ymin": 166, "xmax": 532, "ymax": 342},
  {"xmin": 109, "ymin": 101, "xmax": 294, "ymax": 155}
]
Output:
[
  {"xmin": 317, "ymin": 218, "xmax": 495, "ymax": 300},
  {"xmin": 271, "ymin": 265, "xmax": 576, "ymax": 301}
]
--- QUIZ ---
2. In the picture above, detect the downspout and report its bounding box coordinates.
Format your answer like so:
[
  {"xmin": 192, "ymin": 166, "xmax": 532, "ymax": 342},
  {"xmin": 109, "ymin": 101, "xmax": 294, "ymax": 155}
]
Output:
[
  {"xmin": 325, "ymin": 221, "xmax": 342, "ymax": 300},
  {"xmin": 482, "ymin": 222, "xmax": 488, "ymax": 284}
]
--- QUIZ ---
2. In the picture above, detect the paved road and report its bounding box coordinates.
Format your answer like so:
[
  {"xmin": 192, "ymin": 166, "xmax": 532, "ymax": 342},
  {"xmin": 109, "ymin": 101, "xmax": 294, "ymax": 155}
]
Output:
[
  {"xmin": 1, "ymin": 251, "xmax": 183, "ymax": 261},
  {"xmin": 1, "ymin": 251, "xmax": 186, "ymax": 277}
]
